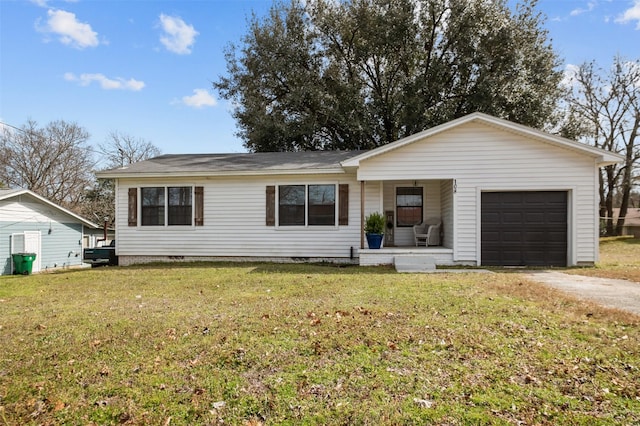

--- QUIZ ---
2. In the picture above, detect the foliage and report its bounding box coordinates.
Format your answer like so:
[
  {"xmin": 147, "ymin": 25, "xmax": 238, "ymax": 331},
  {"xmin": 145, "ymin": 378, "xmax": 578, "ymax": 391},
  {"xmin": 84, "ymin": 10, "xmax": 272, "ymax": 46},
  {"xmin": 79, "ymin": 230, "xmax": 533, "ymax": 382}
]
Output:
[
  {"xmin": 364, "ymin": 211, "xmax": 385, "ymax": 234},
  {"xmin": 77, "ymin": 178, "xmax": 116, "ymax": 226},
  {"xmin": 215, "ymin": 0, "xmax": 563, "ymax": 152},
  {"xmin": 0, "ymin": 119, "xmax": 95, "ymax": 211},
  {"xmin": 0, "ymin": 263, "xmax": 638, "ymax": 425},
  {"xmin": 79, "ymin": 131, "xmax": 162, "ymax": 225},
  {"xmin": 561, "ymin": 56, "xmax": 640, "ymax": 236}
]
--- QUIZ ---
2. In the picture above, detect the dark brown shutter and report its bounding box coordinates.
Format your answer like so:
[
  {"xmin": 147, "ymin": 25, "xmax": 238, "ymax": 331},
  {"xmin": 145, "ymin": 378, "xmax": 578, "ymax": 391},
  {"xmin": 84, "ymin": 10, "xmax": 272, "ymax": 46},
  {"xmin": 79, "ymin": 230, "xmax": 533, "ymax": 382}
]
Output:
[
  {"xmin": 266, "ymin": 185, "xmax": 275, "ymax": 226},
  {"xmin": 128, "ymin": 188, "xmax": 137, "ymax": 226},
  {"xmin": 194, "ymin": 186, "xmax": 204, "ymax": 226},
  {"xmin": 338, "ymin": 184, "xmax": 349, "ymax": 226}
]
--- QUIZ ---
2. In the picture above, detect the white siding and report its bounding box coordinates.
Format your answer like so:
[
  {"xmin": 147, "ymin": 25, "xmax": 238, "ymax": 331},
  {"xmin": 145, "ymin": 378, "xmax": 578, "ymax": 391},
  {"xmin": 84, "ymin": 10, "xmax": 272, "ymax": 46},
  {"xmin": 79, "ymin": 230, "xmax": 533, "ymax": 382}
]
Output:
[
  {"xmin": 357, "ymin": 122, "xmax": 599, "ymax": 265},
  {"xmin": 0, "ymin": 198, "xmax": 72, "ymax": 223},
  {"xmin": 115, "ymin": 173, "xmax": 360, "ymax": 260},
  {"xmin": 440, "ymin": 180, "xmax": 454, "ymax": 249},
  {"xmin": 363, "ymin": 181, "xmax": 381, "ymax": 218}
]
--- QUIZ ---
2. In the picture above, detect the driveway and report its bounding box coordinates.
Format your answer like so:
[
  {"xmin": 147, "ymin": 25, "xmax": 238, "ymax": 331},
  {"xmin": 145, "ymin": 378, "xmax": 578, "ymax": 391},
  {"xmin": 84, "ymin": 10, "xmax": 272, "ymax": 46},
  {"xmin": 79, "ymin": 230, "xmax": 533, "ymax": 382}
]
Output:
[{"xmin": 524, "ymin": 271, "xmax": 640, "ymax": 315}]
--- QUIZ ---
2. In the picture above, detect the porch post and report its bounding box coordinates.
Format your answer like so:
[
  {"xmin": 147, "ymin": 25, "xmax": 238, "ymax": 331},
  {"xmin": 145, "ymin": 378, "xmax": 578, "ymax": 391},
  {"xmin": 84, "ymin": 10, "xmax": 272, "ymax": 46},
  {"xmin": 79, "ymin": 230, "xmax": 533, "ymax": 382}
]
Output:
[{"xmin": 360, "ymin": 181, "xmax": 365, "ymax": 249}]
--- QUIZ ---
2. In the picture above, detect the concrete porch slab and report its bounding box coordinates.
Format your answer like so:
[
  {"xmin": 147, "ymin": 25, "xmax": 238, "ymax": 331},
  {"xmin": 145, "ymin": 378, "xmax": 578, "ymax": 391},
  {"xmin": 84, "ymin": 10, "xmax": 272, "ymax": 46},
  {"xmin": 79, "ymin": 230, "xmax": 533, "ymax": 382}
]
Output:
[{"xmin": 394, "ymin": 255, "xmax": 436, "ymax": 273}]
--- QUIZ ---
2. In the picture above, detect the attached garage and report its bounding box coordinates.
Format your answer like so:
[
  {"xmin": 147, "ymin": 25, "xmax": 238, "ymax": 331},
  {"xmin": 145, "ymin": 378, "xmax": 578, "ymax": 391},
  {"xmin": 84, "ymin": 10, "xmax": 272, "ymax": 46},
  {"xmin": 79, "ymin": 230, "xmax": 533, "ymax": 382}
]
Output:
[{"xmin": 481, "ymin": 191, "xmax": 568, "ymax": 267}]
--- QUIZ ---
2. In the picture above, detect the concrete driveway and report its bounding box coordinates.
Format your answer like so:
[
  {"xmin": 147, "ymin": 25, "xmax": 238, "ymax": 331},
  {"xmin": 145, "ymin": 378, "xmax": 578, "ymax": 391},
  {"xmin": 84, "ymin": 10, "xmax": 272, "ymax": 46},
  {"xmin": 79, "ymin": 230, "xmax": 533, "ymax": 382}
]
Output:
[{"xmin": 524, "ymin": 271, "xmax": 640, "ymax": 315}]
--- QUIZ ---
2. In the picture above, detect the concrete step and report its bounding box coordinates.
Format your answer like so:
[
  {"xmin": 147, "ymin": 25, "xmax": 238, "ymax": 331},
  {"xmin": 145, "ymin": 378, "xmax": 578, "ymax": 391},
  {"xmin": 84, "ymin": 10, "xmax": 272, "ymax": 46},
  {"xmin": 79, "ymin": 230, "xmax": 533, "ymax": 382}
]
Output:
[{"xmin": 394, "ymin": 255, "xmax": 436, "ymax": 273}]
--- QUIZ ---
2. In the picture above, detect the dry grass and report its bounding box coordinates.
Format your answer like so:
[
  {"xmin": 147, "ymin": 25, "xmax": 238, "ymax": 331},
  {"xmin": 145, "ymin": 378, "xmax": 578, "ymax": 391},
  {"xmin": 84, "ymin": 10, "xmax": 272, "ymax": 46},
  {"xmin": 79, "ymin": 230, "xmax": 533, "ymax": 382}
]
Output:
[
  {"xmin": 0, "ymin": 263, "xmax": 638, "ymax": 425},
  {"xmin": 567, "ymin": 237, "xmax": 640, "ymax": 282}
]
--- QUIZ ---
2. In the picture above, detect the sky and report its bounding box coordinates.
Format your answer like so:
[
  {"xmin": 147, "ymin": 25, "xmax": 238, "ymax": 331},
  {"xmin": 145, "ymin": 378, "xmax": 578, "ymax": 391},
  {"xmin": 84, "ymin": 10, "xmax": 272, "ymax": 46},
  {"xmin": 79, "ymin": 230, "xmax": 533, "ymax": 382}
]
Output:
[{"xmin": 1, "ymin": 0, "xmax": 639, "ymax": 161}]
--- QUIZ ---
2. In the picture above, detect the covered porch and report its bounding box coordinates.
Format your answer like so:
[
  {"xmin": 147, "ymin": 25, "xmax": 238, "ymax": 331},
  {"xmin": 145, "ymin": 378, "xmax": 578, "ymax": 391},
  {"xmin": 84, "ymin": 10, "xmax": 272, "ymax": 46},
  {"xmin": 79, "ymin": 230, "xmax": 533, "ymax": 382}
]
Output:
[{"xmin": 358, "ymin": 179, "xmax": 456, "ymax": 266}]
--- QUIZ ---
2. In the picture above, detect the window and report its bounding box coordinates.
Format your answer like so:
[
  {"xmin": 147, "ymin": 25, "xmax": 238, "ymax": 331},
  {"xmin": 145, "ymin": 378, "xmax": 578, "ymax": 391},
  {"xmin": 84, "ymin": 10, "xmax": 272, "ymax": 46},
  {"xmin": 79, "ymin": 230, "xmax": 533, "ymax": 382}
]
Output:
[
  {"xmin": 278, "ymin": 184, "xmax": 336, "ymax": 226},
  {"xmin": 308, "ymin": 185, "xmax": 336, "ymax": 225},
  {"xmin": 140, "ymin": 187, "xmax": 193, "ymax": 226},
  {"xmin": 279, "ymin": 185, "xmax": 305, "ymax": 226},
  {"xmin": 168, "ymin": 187, "xmax": 192, "ymax": 225},
  {"xmin": 129, "ymin": 186, "xmax": 203, "ymax": 227},
  {"xmin": 141, "ymin": 187, "xmax": 165, "ymax": 226},
  {"xmin": 396, "ymin": 187, "xmax": 423, "ymax": 227}
]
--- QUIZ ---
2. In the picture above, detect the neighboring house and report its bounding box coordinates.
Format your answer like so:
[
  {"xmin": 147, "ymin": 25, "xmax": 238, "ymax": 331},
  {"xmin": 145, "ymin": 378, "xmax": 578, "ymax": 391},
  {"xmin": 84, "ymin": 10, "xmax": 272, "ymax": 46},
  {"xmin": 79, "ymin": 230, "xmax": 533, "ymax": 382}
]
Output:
[
  {"xmin": 612, "ymin": 208, "xmax": 640, "ymax": 238},
  {"xmin": 97, "ymin": 113, "xmax": 623, "ymax": 268},
  {"xmin": 84, "ymin": 225, "xmax": 115, "ymax": 248},
  {"xmin": 0, "ymin": 189, "xmax": 100, "ymax": 275}
]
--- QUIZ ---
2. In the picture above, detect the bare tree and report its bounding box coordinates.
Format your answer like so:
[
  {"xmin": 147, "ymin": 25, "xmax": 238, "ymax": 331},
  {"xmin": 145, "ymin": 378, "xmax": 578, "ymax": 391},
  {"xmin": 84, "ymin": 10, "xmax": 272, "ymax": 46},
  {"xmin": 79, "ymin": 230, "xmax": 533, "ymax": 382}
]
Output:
[
  {"xmin": 563, "ymin": 57, "xmax": 640, "ymax": 236},
  {"xmin": 99, "ymin": 131, "xmax": 161, "ymax": 169},
  {"xmin": 82, "ymin": 131, "xmax": 162, "ymax": 225},
  {"xmin": 0, "ymin": 119, "xmax": 95, "ymax": 211}
]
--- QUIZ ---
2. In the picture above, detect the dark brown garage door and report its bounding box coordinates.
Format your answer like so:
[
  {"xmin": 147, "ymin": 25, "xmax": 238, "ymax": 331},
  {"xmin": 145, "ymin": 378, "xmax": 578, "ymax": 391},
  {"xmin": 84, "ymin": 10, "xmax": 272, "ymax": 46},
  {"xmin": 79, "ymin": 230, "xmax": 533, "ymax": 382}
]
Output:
[{"xmin": 481, "ymin": 191, "xmax": 567, "ymax": 267}]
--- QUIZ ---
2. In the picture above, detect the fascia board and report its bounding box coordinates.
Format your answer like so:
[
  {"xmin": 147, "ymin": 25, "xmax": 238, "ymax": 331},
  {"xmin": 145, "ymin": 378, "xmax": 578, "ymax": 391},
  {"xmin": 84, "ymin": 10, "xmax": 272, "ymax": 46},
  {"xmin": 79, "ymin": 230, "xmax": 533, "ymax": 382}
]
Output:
[{"xmin": 96, "ymin": 167, "xmax": 348, "ymax": 179}]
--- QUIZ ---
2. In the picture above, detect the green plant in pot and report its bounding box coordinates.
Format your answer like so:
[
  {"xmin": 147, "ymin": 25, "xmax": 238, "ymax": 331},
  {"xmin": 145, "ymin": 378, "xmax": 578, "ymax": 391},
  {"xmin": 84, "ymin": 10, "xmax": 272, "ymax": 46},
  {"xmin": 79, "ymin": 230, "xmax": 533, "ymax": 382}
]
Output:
[{"xmin": 365, "ymin": 212, "xmax": 385, "ymax": 249}]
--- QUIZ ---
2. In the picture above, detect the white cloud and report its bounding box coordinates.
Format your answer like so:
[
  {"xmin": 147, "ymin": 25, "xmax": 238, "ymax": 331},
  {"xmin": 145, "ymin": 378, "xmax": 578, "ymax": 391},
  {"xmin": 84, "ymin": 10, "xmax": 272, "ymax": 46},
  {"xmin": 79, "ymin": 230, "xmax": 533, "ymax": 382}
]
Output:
[
  {"xmin": 561, "ymin": 64, "xmax": 580, "ymax": 88},
  {"xmin": 616, "ymin": 0, "xmax": 640, "ymax": 29},
  {"xmin": 64, "ymin": 72, "xmax": 145, "ymax": 91},
  {"xmin": 570, "ymin": 1, "xmax": 596, "ymax": 16},
  {"xmin": 158, "ymin": 14, "xmax": 198, "ymax": 54},
  {"xmin": 175, "ymin": 89, "xmax": 217, "ymax": 108},
  {"xmin": 38, "ymin": 9, "xmax": 99, "ymax": 49}
]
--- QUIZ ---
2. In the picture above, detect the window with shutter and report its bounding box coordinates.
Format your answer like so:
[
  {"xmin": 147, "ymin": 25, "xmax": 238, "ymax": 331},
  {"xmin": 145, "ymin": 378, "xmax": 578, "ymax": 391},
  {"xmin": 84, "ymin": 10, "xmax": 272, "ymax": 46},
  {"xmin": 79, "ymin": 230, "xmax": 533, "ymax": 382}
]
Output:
[
  {"xmin": 129, "ymin": 186, "xmax": 198, "ymax": 227},
  {"xmin": 270, "ymin": 184, "xmax": 344, "ymax": 227}
]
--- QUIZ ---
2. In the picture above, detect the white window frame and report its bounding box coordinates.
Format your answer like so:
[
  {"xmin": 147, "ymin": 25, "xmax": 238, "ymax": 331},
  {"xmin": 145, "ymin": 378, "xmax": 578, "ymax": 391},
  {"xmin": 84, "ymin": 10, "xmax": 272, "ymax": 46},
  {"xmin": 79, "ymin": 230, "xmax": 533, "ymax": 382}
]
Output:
[
  {"xmin": 276, "ymin": 183, "xmax": 339, "ymax": 229},
  {"xmin": 139, "ymin": 185, "xmax": 195, "ymax": 227},
  {"xmin": 394, "ymin": 185, "xmax": 424, "ymax": 227}
]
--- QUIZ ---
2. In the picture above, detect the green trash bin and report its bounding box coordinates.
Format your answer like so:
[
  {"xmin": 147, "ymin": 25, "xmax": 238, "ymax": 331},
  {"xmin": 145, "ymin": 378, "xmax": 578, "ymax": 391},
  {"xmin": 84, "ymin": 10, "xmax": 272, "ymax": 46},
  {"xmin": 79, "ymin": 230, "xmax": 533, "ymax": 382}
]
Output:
[{"xmin": 12, "ymin": 253, "xmax": 36, "ymax": 275}]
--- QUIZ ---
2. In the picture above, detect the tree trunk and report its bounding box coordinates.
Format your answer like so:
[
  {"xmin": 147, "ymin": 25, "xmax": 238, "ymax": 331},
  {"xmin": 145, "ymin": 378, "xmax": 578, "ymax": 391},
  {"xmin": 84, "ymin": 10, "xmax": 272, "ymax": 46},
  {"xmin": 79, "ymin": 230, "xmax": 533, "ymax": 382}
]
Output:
[
  {"xmin": 616, "ymin": 116, "xmax": 639, "ymax": 235},
  {"xmin": 604, "ymin": 166, "xmax": 616, "ymax": 236}
]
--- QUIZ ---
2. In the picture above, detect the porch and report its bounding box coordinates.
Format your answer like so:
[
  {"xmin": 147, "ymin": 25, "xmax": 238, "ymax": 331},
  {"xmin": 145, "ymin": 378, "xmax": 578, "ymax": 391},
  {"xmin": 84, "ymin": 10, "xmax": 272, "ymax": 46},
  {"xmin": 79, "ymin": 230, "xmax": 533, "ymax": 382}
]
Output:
[{"xmin": 359, "ymin": 178, "xmax": 455, "ymax": 266}]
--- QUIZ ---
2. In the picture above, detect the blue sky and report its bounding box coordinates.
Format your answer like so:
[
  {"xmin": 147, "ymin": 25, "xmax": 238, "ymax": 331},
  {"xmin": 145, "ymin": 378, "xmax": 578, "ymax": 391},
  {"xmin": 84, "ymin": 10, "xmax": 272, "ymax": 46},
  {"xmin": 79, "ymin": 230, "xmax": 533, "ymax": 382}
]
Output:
[{"xmin": 1, "ymin": 0, "xmax": 639, "ymax": 161}]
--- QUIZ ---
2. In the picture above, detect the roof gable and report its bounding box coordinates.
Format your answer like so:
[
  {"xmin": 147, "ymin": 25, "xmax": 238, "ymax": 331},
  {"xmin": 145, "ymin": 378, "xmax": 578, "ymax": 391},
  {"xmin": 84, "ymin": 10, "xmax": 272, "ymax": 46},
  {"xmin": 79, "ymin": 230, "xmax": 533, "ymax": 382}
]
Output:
[
  {"xmin": 0, "ymin": 189, "xmax": 99, "ymax": 228},
  {"xmin": 341, "ymin": 113, "xmax": 623, "ymax": 168}
]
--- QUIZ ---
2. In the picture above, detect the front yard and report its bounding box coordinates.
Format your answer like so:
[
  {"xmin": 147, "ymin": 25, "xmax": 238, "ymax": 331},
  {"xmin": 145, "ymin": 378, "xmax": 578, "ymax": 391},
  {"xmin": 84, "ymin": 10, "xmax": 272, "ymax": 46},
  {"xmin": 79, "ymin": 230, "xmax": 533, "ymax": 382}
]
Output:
[
  {"xmin": 568, "ymin": 236, "xmax": 640, "ymax": 282},
  {"xmin": 0, "ymin": 242, "xmax": 638, "ymax": 425}
]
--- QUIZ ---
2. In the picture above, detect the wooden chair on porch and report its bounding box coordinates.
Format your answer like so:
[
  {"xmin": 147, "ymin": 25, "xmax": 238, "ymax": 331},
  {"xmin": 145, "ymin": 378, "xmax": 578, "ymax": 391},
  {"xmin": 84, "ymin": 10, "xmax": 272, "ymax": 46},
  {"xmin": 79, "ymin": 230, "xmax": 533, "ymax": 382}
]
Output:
[{"xmin": 413, "ymin": 221, "xmax": 441, "ymax": 246}]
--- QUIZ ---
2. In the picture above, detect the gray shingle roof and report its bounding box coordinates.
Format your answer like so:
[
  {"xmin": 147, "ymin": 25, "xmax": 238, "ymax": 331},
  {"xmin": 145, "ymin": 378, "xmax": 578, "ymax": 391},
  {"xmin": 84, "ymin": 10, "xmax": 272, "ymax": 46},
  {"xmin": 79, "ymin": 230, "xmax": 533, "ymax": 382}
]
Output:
[{"xmin": 97, "ymin": 150, "xmax": 364, "ymax": 177}]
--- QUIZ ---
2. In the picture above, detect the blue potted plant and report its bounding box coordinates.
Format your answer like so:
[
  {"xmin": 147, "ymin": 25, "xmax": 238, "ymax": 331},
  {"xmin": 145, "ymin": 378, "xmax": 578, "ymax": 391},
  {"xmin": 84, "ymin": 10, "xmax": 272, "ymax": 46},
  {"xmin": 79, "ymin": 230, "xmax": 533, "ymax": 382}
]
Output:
[{"xmin": 365, "ymin": 212, "xmax": 385, "ymax": 249}]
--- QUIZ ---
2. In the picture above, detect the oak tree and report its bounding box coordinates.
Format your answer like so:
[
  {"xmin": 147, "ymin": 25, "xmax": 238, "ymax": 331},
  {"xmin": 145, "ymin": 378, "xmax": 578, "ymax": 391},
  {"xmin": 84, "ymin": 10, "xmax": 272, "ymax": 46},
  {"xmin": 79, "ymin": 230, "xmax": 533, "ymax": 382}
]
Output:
[{"xmin": 215, "ymin": 0, "xmax": 563, "ymax": 152}]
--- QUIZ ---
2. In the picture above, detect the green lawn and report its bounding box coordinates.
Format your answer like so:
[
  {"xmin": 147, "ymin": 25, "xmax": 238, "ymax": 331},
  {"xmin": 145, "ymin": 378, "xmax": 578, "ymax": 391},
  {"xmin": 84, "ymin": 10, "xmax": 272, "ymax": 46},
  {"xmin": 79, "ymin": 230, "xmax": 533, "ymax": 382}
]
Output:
[
  {"xmin": 567, "ymin": 236, "xmax": 640, "ymax": 282},
  {"xmin": 0, "ymin": 260, "xmax": 638, "ymax": 425}
]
